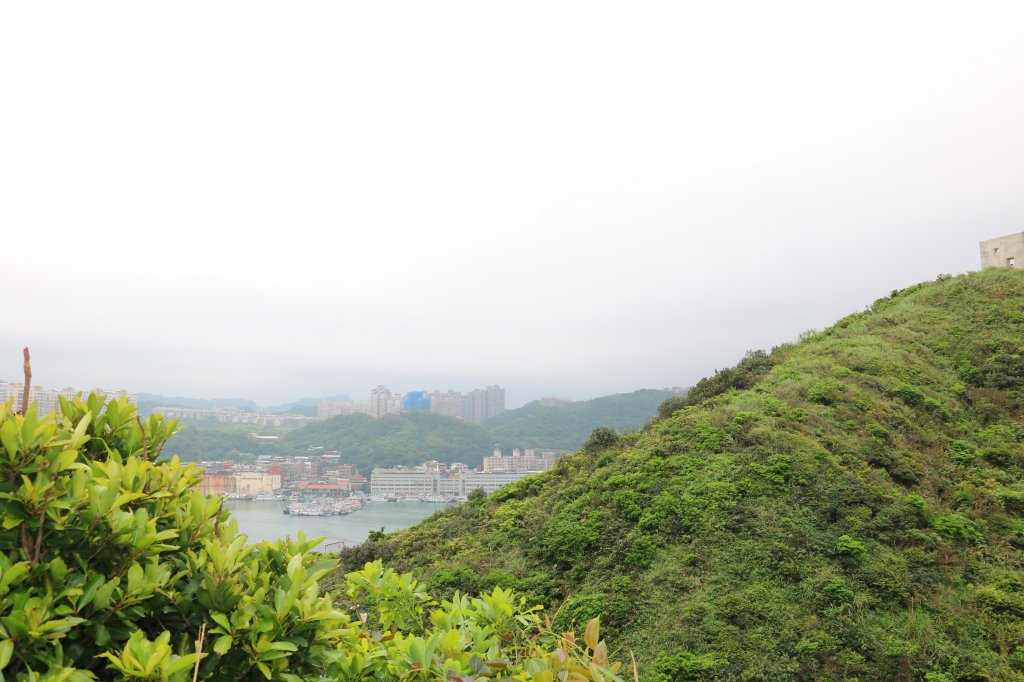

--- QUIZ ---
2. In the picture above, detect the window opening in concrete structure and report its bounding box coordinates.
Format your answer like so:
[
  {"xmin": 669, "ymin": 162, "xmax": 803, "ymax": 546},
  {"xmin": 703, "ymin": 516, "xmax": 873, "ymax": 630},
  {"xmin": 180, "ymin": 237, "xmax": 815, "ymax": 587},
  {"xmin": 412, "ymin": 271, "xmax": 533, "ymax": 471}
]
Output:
[
  {"xmin": 1009, "ymin": 257, "xmax": 1016, "ymax": 267},
  {"xmin": 994, "ymin": 247, "xmax": 1000, "ymax": 254}
]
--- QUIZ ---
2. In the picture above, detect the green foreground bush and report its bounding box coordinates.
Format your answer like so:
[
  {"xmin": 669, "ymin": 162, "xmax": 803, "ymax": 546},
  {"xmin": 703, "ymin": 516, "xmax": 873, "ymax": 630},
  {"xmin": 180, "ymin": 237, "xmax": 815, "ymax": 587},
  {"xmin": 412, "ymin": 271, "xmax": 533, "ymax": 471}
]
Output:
[{"xmin": 0, "ymin": 396, "xmax": 618, "ymax": 681}]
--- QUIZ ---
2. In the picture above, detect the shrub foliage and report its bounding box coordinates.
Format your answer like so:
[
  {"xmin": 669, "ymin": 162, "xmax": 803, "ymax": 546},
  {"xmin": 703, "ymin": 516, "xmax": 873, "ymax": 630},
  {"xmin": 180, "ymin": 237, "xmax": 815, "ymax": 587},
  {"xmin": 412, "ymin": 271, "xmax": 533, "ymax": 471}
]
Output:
[{"xmin": 0, "ymin": 396, "xmax": 617, "ymax": 681}]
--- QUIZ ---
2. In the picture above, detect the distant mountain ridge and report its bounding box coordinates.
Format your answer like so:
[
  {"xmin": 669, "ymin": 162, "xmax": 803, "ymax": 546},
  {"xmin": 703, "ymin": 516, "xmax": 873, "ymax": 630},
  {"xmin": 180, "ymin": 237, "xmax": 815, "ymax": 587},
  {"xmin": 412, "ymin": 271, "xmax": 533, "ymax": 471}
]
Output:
[
  {"xmin": 136, "ymin": 392, "xmax": 352, "ymax": 416},
  {"xmin": 136, "ymin": 393, "xmax": 261, "ymax": 413}
]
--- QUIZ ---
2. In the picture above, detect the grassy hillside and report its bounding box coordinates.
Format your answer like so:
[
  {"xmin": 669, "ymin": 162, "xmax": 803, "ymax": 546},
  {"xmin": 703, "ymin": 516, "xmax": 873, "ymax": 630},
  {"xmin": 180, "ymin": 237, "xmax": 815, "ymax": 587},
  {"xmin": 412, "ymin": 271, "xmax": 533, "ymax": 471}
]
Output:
[
  {"xmin": 487, "ymin": 389, "xmax": 682, "ymax": 450},
  {"xmin": 339, "ymin": 269, "xmax": 1024, "ymax": 681}
]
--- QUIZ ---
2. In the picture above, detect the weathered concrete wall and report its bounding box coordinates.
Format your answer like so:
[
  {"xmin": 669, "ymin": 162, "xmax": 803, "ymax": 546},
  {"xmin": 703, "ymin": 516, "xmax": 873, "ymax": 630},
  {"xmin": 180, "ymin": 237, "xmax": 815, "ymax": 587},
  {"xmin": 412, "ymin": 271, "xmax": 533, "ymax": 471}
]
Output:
[{"xmin": 980, "ymin": 232, "xmax": 1024, "ymax": 268}]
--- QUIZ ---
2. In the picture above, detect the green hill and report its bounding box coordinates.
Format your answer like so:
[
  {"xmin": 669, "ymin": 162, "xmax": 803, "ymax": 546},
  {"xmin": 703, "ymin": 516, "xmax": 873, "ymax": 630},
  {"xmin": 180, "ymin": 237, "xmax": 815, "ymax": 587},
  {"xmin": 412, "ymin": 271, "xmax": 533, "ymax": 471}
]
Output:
[
  {"xmin": 487, "ymin": 389, "xmax": 682, "ymax": 450},
  {"xmin": 274, "ymin": 411, "xmax": 495, "ymax": 471},
  {"xmin": 163, "ymin": 390, "xmax": 680, "ymax": 469},
  {"xmin": 164, "ymin": 411, "xmax": 495, "ymax": 472},
  {"xmin": 339, "ymin": 269, "xmax": 1024, "ymax": 681}
]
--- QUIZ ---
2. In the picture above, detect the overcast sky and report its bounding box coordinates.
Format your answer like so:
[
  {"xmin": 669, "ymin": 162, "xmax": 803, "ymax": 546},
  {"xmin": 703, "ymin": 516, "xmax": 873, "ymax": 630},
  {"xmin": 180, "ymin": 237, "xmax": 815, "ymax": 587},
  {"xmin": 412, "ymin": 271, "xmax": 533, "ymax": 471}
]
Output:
[{"xmin": 2, "ymin": 1, "xmax": 1023, "ymax": 407}]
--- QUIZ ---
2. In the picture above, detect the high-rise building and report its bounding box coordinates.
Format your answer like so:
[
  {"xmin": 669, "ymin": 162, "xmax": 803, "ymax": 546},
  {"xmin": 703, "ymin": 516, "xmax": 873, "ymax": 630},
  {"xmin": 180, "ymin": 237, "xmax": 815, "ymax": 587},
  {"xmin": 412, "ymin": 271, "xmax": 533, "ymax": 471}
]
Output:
[
  {"xmin": 403, "ymin": 391, "xmax": 431, "ymax": 412},
  {"xmin": 485, "ymin": 385, "xmax": 505, "ymax": 419},
  {"xmin": 368, "ymin": 385, "xmax": 392, "ymax": 418},
  {"xmin": 427, "ymin": 390, "xmax": 463, "ymax": 418}
]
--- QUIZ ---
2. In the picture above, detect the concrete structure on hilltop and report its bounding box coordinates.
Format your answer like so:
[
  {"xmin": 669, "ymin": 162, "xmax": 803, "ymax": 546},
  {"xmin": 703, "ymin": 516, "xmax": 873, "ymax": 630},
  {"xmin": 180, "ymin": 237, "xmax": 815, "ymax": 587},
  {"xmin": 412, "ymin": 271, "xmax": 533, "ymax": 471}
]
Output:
[{"xmin": 980, "ymin": 232, "xmax": 1023, "ymax": 269}]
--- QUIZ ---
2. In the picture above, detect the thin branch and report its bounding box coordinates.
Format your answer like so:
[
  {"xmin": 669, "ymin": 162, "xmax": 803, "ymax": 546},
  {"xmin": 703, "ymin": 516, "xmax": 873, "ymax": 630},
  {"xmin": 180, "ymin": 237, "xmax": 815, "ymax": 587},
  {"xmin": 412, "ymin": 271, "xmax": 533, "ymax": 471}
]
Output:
[
  {"xmin": 135, "ymin": 415, "xmax": 150, "ymax": 459},
  {"xmin": 192, "ymin": 622, "xmax": 207, "ymax": 682},
  {"xmin": 20, "ymin": 347, "xmax": 31, "ymax": 415}
]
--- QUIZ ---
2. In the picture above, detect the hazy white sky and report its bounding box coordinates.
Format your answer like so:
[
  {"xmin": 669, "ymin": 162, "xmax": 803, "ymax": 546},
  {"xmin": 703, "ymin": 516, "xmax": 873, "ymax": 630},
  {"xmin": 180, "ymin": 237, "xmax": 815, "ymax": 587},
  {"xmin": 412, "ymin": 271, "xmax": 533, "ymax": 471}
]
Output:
[{"xmin": 2, "ymin": 1, "xmax": 1023, "ymax": 406}]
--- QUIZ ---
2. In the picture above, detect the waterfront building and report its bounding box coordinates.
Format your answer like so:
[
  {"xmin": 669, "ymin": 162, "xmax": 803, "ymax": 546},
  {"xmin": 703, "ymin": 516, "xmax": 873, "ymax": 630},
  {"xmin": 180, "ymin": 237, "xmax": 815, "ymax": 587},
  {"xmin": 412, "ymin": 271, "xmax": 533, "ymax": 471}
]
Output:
[
  {"xmin": 371, "ymin": 450, "xmax": 559, "ymax": 498},
  {"xmin": 483, "ymin": 448, "xmax": 558, "ymax": 473},
  {"xmin": 232, "ymin": 471, "xmax": 282, "ymax": 495}
]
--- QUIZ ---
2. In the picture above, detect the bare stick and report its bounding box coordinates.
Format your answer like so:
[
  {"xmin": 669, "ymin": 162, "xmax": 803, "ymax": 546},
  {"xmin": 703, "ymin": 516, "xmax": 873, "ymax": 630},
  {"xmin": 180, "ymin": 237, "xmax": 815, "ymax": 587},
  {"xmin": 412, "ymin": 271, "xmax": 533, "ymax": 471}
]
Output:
[
  {"xmin": 20, "ymin": 347, "xmax": 31, "ymax": 415},
  {"xmin": 136, "ymin": 415, "xmax": 150, "ymax": 459},
  {"xmin": 192, "ymin": 621, "xmax": 206, "ymax": 682}
]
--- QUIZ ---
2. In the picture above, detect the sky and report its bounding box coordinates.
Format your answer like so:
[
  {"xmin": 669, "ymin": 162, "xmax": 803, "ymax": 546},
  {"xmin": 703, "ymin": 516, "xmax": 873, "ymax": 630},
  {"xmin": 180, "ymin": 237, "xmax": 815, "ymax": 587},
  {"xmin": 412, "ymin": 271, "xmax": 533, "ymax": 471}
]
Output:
[{"xmin": 2, "ymin": 1, "xmax": 1023, "ymax": 407}]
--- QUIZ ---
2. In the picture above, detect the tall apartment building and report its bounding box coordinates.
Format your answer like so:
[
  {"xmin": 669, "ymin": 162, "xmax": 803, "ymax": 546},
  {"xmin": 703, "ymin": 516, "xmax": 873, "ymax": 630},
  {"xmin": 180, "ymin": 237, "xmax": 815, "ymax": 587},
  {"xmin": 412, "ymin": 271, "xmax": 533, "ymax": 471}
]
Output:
[
  {"xmin": 485, "ymin": 385, "xmax": 505, "ymax": 419},
  {"xmin": 368, "ymin": 385, "xmax": 392, "ymax": 418},
  {"xmin": 364, "ymin": 384, "xmax": 505, "ymax": 422},
  {"xmin": 428, "ymin": 390, "xmax": 463, "ymax": 418},
  {"xmin": 460, "ymin": 385, "xmax": 506, "ymax": 424}
]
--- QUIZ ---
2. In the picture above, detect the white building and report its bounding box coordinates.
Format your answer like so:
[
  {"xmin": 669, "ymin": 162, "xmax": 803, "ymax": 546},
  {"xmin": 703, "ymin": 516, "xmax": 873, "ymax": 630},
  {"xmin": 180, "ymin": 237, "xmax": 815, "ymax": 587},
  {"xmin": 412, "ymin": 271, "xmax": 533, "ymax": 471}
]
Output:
[
  {"xmin": 483, "ymin": 448, "xmax": 558, "ymax": 473},
  {"xmin": 368, "ymin": 386, "xmax": 392, "ymax": 418},
  {"xmin": 1, "ymin": 382, "xmax": 135, "ymax": 415},
  {"xmin": 370, "ymin": 456, "xmax": 557, "ymax": 498}
]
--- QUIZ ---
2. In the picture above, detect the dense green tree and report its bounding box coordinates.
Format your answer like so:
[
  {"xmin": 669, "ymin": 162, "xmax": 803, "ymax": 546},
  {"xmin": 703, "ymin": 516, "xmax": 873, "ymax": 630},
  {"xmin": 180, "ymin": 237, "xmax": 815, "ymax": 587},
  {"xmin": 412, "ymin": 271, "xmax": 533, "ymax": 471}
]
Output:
[{"xmin": 0, "ymin": 395, "xmax": 617, "ymax": 681}]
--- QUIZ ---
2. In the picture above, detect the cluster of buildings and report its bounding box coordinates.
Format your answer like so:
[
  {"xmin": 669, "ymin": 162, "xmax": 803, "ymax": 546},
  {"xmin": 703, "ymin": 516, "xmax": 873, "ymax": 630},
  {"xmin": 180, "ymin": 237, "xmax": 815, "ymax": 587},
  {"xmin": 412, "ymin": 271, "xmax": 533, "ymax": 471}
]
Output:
[
  {"xmin": 370, "ymin": 448, "xmax": 560, "ymax": 499},
  {"xmin": 155, "ymin": 406, "xmax": 316, "ymax": 428},
  {"xmin": 195, "ymin": 445, "xmax": 561, "ymax": 501},
  {"xmin": 318, "ymin": 384, "xmax": 505, "ymax": 424},
  {"xmin": 196, "ymin": 452, "xmax": 367, "ymax": 497},
  {"xmin": 0, "ymin": 382, "xmax": 136, "ymax": 414}
]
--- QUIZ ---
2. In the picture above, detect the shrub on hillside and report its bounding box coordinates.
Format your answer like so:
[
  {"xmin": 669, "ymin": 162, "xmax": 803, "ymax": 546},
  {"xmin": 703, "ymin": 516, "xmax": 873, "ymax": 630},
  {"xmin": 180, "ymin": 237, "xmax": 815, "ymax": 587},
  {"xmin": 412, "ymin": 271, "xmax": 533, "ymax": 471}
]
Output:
[{"xmin": 0, "ymin": 396, "xmax": 620, "ymax": 681}]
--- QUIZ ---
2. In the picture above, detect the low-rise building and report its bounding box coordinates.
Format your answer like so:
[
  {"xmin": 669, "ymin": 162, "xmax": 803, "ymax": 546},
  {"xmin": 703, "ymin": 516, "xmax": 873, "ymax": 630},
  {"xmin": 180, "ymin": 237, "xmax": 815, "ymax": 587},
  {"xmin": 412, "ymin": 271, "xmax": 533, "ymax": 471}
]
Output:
[{"xmin": 980, "ymin": 231, "xmax": 1023, "ymax": 269}]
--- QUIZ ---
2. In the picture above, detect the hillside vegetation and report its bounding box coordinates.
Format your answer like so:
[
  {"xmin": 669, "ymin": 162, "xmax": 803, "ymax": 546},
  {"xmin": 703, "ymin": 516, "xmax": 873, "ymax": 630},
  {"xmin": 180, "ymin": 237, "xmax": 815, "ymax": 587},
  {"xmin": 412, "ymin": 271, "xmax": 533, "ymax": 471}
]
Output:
[
  {"xmin": 0, "ymin": 396, "xmax": 618, "ymax": 681},
  {"xmin": 340, "ymin": 269, "xmax": 1024, "ymax": 681},
  {"xmin": 487, "ymin": 389, "xmax": 681, "ymax": 450}
]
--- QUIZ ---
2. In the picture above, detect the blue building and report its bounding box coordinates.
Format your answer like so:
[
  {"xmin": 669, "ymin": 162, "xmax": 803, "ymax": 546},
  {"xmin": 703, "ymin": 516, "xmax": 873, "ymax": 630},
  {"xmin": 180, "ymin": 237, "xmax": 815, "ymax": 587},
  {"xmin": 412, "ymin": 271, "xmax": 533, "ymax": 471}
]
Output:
[{"xmin": 403, "ymin": 391, "xmax": 432, "ymax": 412}]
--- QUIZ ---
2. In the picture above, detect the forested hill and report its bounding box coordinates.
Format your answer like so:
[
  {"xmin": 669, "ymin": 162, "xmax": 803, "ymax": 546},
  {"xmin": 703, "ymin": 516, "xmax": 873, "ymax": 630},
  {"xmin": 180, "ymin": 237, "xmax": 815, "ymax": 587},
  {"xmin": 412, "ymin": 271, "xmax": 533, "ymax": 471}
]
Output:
[
  {"xmin": 164, "ymin": 412, "xmax": 494, "ymax": 472},
  {"xmin": 163, "ymin": 390, "xmax": 680, "ymax": 467},
  {"xmin": 486, "ymin": 389, "xmax": 681, "ymax": 450},
  {"xmin": 340, "ymin": 268, "xmax": 1024, "ymax": 681}
]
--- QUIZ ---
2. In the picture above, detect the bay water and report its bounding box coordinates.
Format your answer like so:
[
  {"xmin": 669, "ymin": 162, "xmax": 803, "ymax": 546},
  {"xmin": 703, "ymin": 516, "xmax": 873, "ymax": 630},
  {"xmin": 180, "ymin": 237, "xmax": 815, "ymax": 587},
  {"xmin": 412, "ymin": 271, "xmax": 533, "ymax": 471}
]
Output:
[{"xmin": 224, "ymin": 499, "xmax": 451, "ymax": 548}]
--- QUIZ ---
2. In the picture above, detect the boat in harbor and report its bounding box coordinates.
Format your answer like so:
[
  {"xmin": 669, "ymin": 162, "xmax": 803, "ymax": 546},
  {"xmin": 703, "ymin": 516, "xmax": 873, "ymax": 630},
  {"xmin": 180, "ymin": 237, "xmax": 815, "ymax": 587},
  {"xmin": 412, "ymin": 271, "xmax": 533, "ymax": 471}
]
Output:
[{"xmin": 283, "ymin": 497, "xmax": 366, "ymax": 516}]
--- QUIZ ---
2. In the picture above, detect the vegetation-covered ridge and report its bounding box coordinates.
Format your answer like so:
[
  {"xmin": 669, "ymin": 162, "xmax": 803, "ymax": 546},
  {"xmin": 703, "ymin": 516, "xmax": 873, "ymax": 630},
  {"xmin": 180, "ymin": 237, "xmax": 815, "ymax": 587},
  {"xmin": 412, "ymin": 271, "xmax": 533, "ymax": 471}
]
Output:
[
  {"xmin": 0, "ymin": 396, "xmax": 619, "ymax": 681},
  {"xmin": 163, "ymin": 390, "xmax": 679, "ymax": 469},
  {"xmin": 340, "ymin": 268, "xmax": 1024, "ymax": 681}
]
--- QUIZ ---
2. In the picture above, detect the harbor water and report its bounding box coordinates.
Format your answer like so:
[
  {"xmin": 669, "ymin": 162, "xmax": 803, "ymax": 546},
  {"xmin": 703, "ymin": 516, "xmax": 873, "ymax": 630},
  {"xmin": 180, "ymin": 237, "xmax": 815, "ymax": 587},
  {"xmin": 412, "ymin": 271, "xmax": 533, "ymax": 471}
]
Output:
[{"xmin": 224, "ymin": 499, "xmax": 451, "ymax": 548}]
